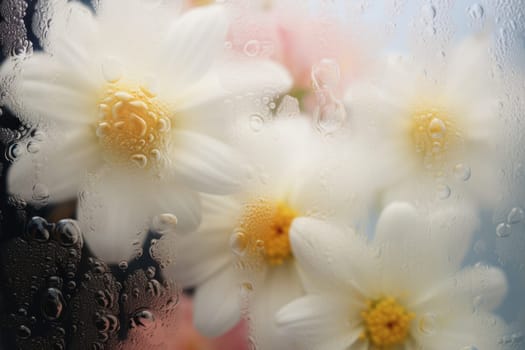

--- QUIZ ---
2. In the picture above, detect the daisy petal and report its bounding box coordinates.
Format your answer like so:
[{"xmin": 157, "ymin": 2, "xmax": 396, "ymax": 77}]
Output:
[
  {"xmin": 150, "ymin": 183, "xmax": 201, "ymax": 233},
  {"xmin": 414, "ymin": 265, "xmax": 507, "ymax": 314},
  {"xmin": 78, "ymin": 176, "xmax": 150, "ymax": 263},
  {"xmin": 289, "ymin": 217, "xmax": 372, "ymax": 296},
  {"xmin": 276, "ymin": 295, "xmax": 360, "ymax": 350},
  {"xmin": 170, "ymin": 130, "xmax": 243, "ymax": 194},
  {"xmin": 250, "ymin": 263, "xmax": 304, "ymax": 350},
  {"xmin": 161, "ymin": 5, "xmax": 227, "ymax": 88},
  {"xmin": 7, "ymin": 128, "xmax": 102, "ymax": 203},
  {"xmin": 167, "ymin": 224, "xmax": 231, "ymax": 287},
  {"xmin": 373, "ymin": 202, "xmax": 460, "ymax": 293},
  {"xmin": 193, "ymin": 267, "xmax": 241, "ymax": 337}
]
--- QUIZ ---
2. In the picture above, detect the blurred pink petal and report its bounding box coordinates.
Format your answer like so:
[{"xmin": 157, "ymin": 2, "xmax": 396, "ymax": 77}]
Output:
[
  {"xmin": 166, "ymin": 295, "xmax": 249, "ymax": 350},
  {"xmin": 226, "ymin": 3, "xmax": 374, "ymax": 111}
]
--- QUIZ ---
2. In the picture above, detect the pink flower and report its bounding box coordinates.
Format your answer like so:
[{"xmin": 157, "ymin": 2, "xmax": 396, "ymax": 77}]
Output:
[
  {"xmin": 226, "ymin": 3, "xmax": 372, "ymax": 111},
  {"xmin": 165, "ymin": 295, "xmax": 249, "ymax": 350}
]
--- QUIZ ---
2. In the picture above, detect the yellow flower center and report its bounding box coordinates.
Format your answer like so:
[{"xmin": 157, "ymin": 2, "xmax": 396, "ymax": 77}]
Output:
[
  {"xmin": 360, "ymin": 297, "xmax": 415, "ymax": 347},
  {"xmin": 96, "ymin": 83, "xmax": 171, "ymax": 168},
  {"xmin": 409, "ymin": 107, "xmax": 461, "ymax": 168},
  {"xmin": 231, "ymin": 200, "xmax": 297, "ymax": 268}
]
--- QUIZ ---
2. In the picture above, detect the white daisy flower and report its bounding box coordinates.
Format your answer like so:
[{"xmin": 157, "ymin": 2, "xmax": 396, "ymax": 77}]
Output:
[
  {"xmin": 165, "ymin": 116, "xmax": 368, "ymax": 348},
  {"xmin": 276, "ymin": 202, "xmax": 508, "ymax": 350},
  {"xmin": 345, "ymin": 36, "xmax": 503, "ymax": 205},
  {"xmin": 0, "ymin": 0, "xmax": 291, "ymax": 262}
]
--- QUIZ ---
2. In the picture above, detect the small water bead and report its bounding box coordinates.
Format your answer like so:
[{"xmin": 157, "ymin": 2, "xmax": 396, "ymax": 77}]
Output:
[
  {"xmin": 311, "ymin": 59, "xmax": 341, "ymax": 90},
  {"xmin": 118, "ymin": 261, "xmax": 128, "ymax": 270},
  {"xmin": 6, "ymin": 142, "xmax": 24, "ymax": 161},
  {"xmin": 26, "ymin": 141, "xmax": 40, "ymax": 153},
  {"xmin": 243, "ymin": 40, "xmax": 260, "ymax": 57},
  {"xmin": 17, "ymin": 325, "xmax": 31, "ymax": 339},
  {"xmin": 249, "ymin": 114, "xmax": 265, "ymax": 132},
  {"xmin": 147, "ymin": 279, "xmax": 162, "ymax": 297},
  {"xmin": 26, "ymin": 216, "xmax": 53, "ymax": 242},
  {"xmin": 151, "ymin": 213, "xmax": 177, "ymax": 234},
  {"xmin": 230, "ymin": 230, "xmax": 248, "ymax": 257},
  {"xmin": 41, "ymin": 288, "xmax": 65, "ymax": 321},
  {"xmin": 32, "ymin": 183, "xmax": 49, "ymax": 202},
  {"xmin": 496, "ymin": 223, "xmax": 511, "ymax": 237},
  {"xmin": 428, "ymin": 118, "xmax": 446, "ymax": 139},
  {"xmin": 461, "ymin": 346, "xmax": 479, "ymax": 350},
  {"xmin": 453, "ymin": 163, "xmax": 471, "ymax": 181},
  {"xmin": 315, "ymin": 99, "xmax": 346, "ymax": 134},
  {"xmin": 421, "ymin": 4, "xmax": 437, "ymax": 21},
  {"xmin": 507, "ymin": 207, "xmax": 524, "ymax": 224},
  {"xmin": 436, "ymin": 184, "xmax": 451, "ymax": 200},
  {"xmin": 130, "ymin": 153, "xmax": 148, "ymax": 168},
  {"xmin": 54, "ymin": 219, "xmax": 81, "ymax": 246},
  {"xmin": 130, "ymin": 309, "xmax": 155, "ymax": 329},
  {"xmin": 95, "ymin": 316, "xmax": 110, "ymax": 332},
  {"xmin": 468, "ymin": 4, "xmax": 484, "ymax": 20},
  {"xmin": 106, "ymin": 314, "xmax": 120, "ymax": 333},
  {"xmin": 418, "ymin": 312, "xmax": 438, "ymax": 335},
  {"xmin": 145, "ymin": 266, "xmax": 156, "ymax": 279}
]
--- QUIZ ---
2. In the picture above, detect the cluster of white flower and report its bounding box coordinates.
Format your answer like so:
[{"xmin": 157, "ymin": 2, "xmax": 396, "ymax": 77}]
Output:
[{"xmin": 0, "ymin": 0, "xmax": 516, "ymax": 349}]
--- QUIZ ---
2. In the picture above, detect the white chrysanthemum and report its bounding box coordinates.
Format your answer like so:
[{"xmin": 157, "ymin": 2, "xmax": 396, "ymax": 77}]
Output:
[
  {"xmin": 345, "ymin": 36, "xmax": 502, "ymax": 205},
  {"xmin": 165, "ymin": 116, "xmax": 367, "ymax": 348},
  {"xmin": 0, "ymin": 0, "xmax": 291, "ymax": 262},
  {"xmin": 276, "ymin": 202, "xmax": 508, "ymax": 350}
]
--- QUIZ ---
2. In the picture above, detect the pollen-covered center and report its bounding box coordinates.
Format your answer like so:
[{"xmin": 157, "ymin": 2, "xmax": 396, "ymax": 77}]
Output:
[
  {"xmin": 410, "ymin": 107, "xmax": 461, "ymax": 167},
  {"xmin": 360, "ymin": 297, "xmax": 415, "ymax": 347},
  {"xmin": 231, "ymin": 200, "xmax": 297, "ymax": 267},
  {"xmin": 96, "ymin": 83, "xmax": 171, "ymax": 168}
]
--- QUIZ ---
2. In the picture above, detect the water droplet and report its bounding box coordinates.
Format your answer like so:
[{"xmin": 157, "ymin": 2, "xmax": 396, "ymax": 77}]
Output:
[
  {"xmin": 230, "ymin": 230, "xmax": 248, "ymax": 257},
  {"xmin": 157, "ymin": 117, "xmax": 171, "ymax": 133},
  {"xmin": 418, "ymin": 312, "xmax": 438, "ymax": 335},
  {"xmin": 131, "ymin": 153, "xmax": 148, "ymax": 168},
  {"xmin": 130, "ymin": 309, "xmax": 155, "ymax": 329},
  {"xmin": 32, "ymin": 183, "xmax": 49, "ymax": 202},
  {"xmin": 41, "ymin": 288, "xmax": 65, "ymax": 321},
  {"xmin": 67, "ymin": 281, "xmax": 77, "ymax": 290},
  {"xmin": 249, "ymin": 114, "xmax": 264, "ymax": 132},
  {"xmin": 243, "ymin": 40, "xmax": 260, "ymax": 57},
  {"xmin": 151, "ymin": 213, "xmax": 177, "ymax": 234},
  {"xmin": 147, "ymin": 279, "xmax": 162, "ymax": 297},
  {"xmin": 436, "ymin": 184, "xmax": 451, "ymax": 199},
  {"xmin": 146, "ymin": 266, "xmax": 156, "ymax": 279},
  {"xmin": 101, "ymin": 56, "xmax": 123, "ymax": 82},
  {"xmin": 453, "ymin": 163, "xmax": 471, "ymax": 181},
  {"xmin": 421, "ymin": 4, "xmax": 436, "ymax": 20},
  {"xmin": 95, "ymin": 316, "xmax": 110, "ymax": 332},
  {"xmin": 429, "ymin": 118, "xmax": 446, "ymax": 139},
  {"xmin": 468, "ymin": 4, "xmax": 484, "ymax": 20},
  {"xmin": 118, "ymin": 261, "xmax": 128, "ymax": 270},
  {"xmin": 314, "ymin": 99, "xmax": 346, "ymax": 135},
  {"xmin": 507, "ymin": 207, "xmax": 524, "ymax": 224},
  {"xmin": 54, "ymin": 219, "xmax": 81, "ymax": 246},
  {"xmin": 32, "ymin": 130, "xmax": 45, "ymax": 141},
  {"xmin": 26, "ymin": 217, "xmax": 52, "ymax": 242},
  {"xmin": 27, "ymin": 141, "xmax": 40, "ymax": 153},
  {"xmin": 17, "ymin": 325, "xmax": 31, "ymax": 339},
  {"xmin": 496, "ymin": 223, "xmax": 511, "ymax": 237},
  {"xmin": 6, "ymin": 142, "xmax": 24, "ymax": 162},
  {"xmin": 311, "ymin": 59, "xmax": 341, "ymax": 90}
]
